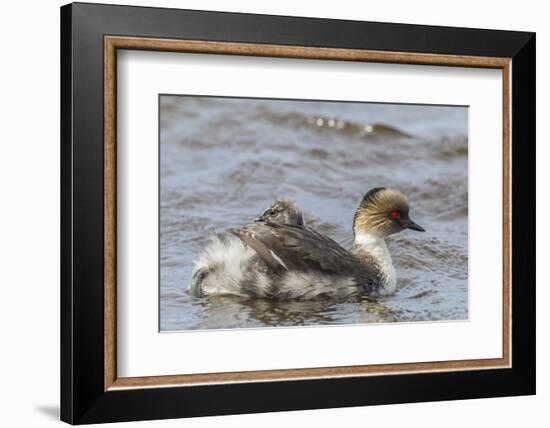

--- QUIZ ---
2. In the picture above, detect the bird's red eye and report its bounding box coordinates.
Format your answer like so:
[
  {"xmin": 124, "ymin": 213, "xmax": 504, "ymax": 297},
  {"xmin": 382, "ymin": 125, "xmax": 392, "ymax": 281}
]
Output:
[{"xmin": 390, "ymin": 210, "xmax": 399, "ymax": 219}]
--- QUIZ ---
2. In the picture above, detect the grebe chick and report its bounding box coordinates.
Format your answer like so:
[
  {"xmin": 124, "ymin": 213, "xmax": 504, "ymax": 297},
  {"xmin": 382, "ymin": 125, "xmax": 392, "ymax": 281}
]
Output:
[
  {"xmin": 191, "ymin": 188, "xmax": 424, "ymax": 300},
  {"xmin": 188, "ymin": 199, "xmax": 305, "ymax": 297},
  {"xmin": 254, "ymin": 198, "xmax": 305, "ymax": 226}
]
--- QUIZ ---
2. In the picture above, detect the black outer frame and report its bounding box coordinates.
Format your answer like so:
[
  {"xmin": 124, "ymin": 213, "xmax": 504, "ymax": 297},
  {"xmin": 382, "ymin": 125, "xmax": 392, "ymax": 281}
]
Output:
[{"xmin": 60, "ymin": 2, "xmax": 535, "ymax": 424}]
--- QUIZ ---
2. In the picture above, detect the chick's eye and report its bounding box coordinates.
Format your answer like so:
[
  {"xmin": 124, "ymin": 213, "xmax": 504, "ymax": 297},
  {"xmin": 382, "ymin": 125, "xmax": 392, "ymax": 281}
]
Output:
[
  {"xmin": 270, "ymin": 210, "xmax": 279, "ymax": 217},
  {"xmin": 390, "ymin": 210, "xmax": 399, "ymax": 219},
  {"xmin": 195, "ymin": 269, "xmax": 208, "ymax": 281}
]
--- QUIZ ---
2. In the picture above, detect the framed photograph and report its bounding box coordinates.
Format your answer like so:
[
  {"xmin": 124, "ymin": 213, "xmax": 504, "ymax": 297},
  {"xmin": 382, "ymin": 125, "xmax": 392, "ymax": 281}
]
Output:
[{"xmin": 60, "ymin": 2, "xmax": 535, "ymax": 424}]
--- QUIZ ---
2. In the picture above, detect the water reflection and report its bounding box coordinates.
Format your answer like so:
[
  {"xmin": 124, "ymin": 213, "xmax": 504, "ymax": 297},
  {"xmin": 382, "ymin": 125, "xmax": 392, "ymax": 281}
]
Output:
[{"xmin": 185, "ymin": 294, "xmax": 395, "ymax": 331}]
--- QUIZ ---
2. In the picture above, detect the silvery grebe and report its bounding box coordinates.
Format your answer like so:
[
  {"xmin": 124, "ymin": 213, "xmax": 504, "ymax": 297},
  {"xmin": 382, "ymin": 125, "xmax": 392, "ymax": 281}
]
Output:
[{"xmin": 189, "ymin": 188, "xmax": 424, "ymax": 300}]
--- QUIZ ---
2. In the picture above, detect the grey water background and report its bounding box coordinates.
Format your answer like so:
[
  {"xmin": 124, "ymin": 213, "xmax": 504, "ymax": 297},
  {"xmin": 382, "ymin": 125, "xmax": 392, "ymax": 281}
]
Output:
[{"xmin": 160, "ymin": 95, "xmax": 468, "ymax": 331}]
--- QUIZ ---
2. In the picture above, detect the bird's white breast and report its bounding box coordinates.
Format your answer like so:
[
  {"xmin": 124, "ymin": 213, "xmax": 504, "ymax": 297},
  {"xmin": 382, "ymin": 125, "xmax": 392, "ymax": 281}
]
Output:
[{"xmin": 354, "ymin": 232, "xmax": 397, "ymax": 295}]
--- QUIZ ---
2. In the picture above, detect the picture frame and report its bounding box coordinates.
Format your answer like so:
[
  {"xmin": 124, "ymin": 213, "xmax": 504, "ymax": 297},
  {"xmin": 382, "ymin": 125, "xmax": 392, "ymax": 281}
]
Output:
[{"xmin": 60, "ymin": 2, "xmax": 535, "ymax": 424}]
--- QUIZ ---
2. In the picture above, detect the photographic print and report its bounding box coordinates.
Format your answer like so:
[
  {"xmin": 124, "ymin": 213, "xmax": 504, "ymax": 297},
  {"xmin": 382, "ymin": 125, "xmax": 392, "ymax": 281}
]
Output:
[{"xmin": 160, "ymin": 95, "xmax": 468, "ymax": 331}]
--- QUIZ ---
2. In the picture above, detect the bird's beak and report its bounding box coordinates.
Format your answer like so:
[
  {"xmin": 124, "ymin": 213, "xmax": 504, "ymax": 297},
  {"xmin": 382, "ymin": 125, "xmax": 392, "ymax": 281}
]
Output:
[{"xmin": 401, "ymin": 217, "xmax": 425, "ymax": 232}]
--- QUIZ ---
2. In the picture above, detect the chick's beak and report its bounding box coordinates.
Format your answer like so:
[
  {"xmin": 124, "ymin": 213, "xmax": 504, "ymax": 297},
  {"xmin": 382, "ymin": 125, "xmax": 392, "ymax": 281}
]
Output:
[{"xmin": 401, "ymin": 217, "xmax": 425, "ymax": 232}]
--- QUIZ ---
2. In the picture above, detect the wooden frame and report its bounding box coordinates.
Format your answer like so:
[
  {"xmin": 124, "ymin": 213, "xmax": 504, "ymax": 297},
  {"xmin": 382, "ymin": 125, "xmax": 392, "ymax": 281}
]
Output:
[
  {"xmin": 104, "ymin": 36, "xmax": 513, "ymax": 390},
  {"xmin": 62, "ymin": 2, "xmax": 535, "ymax": 424}
]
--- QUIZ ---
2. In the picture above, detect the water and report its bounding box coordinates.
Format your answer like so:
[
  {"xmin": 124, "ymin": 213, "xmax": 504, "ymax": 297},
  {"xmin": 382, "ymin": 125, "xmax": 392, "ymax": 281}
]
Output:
[{"xmin": 160, "ymin": 95, "xmax": 468, "ymax": 331}]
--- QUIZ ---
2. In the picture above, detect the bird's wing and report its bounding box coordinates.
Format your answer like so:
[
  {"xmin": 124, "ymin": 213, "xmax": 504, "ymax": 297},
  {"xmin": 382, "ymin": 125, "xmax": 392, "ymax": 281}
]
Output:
[{"xmin": 229, "ymin": 222, "xmax": 357, "ymax": 273}]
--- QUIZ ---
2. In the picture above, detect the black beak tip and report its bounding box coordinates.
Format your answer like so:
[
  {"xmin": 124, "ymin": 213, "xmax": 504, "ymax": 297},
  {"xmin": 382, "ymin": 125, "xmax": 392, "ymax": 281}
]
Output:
[{"xmin": 404, "ymin": 218, "xmax": 425, "ymax": 232}]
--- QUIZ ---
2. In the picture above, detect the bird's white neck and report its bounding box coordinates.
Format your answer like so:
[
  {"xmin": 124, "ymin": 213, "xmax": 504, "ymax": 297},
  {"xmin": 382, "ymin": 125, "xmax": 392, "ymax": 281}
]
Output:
[{"xmin": 353, "ymin": 231, "xmax": 396, "ymax": 295}]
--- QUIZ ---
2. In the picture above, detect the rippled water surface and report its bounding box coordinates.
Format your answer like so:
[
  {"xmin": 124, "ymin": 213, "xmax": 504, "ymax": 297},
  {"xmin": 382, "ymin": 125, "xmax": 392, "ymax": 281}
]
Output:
[{"xmin": 160, "ymin": 96, "xmax": 468, "ymax": 331}]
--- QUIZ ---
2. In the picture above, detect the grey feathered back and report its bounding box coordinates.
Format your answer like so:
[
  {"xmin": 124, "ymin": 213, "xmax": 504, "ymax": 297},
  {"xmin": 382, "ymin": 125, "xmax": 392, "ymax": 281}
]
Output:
[{"xmin": 230, "ymin": 222, "xmax": 383, "ymax": 294}]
